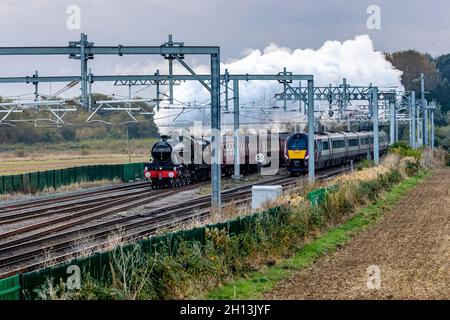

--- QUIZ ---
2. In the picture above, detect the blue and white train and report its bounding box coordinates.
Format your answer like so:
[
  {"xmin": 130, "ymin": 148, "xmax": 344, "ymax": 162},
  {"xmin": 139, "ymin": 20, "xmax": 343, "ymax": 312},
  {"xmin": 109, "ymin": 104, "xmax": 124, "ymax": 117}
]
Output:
[{"xmin": 284, "ymin": 131, "xmax": 388, "ymax": 173}]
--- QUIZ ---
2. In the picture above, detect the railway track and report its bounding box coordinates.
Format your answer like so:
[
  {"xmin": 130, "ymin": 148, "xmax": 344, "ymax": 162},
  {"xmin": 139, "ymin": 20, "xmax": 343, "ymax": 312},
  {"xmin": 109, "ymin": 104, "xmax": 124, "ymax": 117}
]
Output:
[
  {"xmin": 0, "ymin": 166, "xmax": 349, "ymax": 278},
  {"xmin": 0, "ymin": 175, "xmax": 291, "ymax": 248},
  {"xmin": 0, "ymin": 181, "xmax": 149, "ymax": 213}
]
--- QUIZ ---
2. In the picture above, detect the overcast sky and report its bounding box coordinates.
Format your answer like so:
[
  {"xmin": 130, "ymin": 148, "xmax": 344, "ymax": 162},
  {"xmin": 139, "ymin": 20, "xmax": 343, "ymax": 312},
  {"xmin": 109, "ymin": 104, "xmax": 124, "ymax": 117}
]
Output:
[{"xmin": 0, "ymin": 0, "xmax": 449, "ymax": 97}]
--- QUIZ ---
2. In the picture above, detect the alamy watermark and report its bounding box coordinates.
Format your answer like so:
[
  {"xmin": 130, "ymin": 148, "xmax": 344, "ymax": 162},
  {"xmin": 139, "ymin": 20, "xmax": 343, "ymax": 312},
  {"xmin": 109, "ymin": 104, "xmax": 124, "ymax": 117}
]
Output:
[
  {"xmin": 66, "ymin": 5, "xmax": 81, "ymax": 30},
  {"xmin": 366, "ymin": 5, "xmax": 381, "ymax": 30},
  {"xmin": 366, "ymin": 265, "xmax": 381, "ymax": 289},
  {"xmin": 66, "ymin": 265, "xmax": 81, "ymax": 290}
]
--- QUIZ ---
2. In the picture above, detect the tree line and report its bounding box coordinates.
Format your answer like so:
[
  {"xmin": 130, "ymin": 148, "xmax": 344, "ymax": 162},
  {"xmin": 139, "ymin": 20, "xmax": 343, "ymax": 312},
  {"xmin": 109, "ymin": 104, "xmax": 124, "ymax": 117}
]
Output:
[{"xmin": 386, "ymin": 50, "xmax": 450, "ymax": 150}]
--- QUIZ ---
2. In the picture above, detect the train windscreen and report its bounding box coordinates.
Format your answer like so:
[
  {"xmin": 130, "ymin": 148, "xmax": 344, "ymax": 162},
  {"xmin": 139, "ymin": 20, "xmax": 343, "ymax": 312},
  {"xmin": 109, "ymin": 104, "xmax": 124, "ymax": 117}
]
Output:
[{"xmin": 288, "ymin": 136, "xmax": 307, "ymax": 150}]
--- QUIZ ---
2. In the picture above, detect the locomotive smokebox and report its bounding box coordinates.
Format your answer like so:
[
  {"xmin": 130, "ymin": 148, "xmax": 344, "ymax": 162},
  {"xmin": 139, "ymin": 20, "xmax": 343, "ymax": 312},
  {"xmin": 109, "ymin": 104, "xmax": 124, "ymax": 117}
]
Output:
[{"xmin": 151, "ymin": 140, "xmax": 173, "ymax": 163}]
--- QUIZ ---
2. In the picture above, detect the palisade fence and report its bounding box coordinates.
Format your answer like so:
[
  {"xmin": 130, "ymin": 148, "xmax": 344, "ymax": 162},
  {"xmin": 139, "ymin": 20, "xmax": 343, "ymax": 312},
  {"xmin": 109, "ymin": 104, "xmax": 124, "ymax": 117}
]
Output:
[
  {"xmin": 0, "ymin": 206, "xmax": 283, "ymax": 300},
  {"xmin": 0, "ymin": 162, "xmax": 146, "ymax": 194}
]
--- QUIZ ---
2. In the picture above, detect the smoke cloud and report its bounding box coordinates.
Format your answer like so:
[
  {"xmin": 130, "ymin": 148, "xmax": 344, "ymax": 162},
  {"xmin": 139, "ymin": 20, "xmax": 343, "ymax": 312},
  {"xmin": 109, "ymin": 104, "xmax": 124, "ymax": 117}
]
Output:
[{"xmin": 153, "ymin": 35, "xmax": 403, "ymax": 134}]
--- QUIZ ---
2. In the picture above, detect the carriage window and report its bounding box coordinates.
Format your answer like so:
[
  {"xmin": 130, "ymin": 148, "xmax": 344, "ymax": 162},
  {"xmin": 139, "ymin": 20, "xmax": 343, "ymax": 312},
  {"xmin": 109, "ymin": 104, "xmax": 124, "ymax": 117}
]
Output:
[
  {"xmin": 349, "ymin": 139, "xmax": 359, "ymax": 147},
  {"xmin": 332, "ymin": 140, "xmax": 345, "ymax": 149},
  {"xmin": 322, "ymin": 141, "xmax": 329, "ymax": 150}
]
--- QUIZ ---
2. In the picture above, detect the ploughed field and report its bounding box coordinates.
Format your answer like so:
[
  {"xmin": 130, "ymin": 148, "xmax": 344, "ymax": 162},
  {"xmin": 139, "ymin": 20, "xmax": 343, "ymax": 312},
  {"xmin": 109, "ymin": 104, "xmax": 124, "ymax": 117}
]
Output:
[{"xmin": 267, "ymin": 168, "xmax": 450, "ymax": 300}]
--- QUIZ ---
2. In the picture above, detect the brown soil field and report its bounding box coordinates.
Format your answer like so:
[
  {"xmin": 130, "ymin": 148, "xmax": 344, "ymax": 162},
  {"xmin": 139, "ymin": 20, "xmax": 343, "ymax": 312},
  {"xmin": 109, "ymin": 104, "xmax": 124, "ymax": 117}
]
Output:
[{"xmin": 267, "ymin": 169, "xmax": 450, "ymax": 300}]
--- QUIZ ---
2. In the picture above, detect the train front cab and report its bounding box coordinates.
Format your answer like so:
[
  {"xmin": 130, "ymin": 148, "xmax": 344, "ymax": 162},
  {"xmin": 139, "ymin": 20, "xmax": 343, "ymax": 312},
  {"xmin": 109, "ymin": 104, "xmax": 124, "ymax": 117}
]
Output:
[{"xmin": 285, "ymin": 133, "xmax": 309, "ymax": 173}]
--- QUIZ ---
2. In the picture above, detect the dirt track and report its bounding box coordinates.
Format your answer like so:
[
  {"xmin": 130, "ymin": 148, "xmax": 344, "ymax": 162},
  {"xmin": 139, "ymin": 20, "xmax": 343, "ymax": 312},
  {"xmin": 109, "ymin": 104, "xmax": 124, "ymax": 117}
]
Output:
[{"xmin": 267, "ymin": 169, "xmax": 450, "ymax": 300}]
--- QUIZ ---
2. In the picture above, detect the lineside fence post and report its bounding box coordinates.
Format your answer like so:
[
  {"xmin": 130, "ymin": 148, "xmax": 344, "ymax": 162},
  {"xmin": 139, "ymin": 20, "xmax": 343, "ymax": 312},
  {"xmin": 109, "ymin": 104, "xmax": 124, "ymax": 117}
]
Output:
[{"xmin": 372, "ymin": 87, "xmax": 379, "ymax": 165}]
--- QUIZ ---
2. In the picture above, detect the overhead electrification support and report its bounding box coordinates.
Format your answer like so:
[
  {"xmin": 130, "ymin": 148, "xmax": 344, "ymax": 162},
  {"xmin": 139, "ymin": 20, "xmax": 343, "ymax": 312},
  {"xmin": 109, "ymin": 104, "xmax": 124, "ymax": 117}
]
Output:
[
  {"xmin": 430, "ymin": 102, "xmax": 435, "ymax": 150},
  {"xmin": 408, "ymin": 95, "xmax": 412, "ymax": 147},
  {"xmin": 0, "ymin": 73, "xmax": 314, "ymax": 85},
  {"xmin": 414, "ymin": 91, "xmax": 421, "ymax": 147},
  {"xmin": 210, "ymin": 52, "xmax": 221, "ymax": 210},
  {"xmin": 88, "ymin": 69, "xmax": 93, "ymax": 111},
  {"xmin": 168, "ymin": 58, "xmax": 174, "ymax": 104},
  {"xmin": 411, "ymin": 91, "xmax": 416, "ymax": 148},
  {"xmin": 394, "ymin": 91, "xmax": 401, "ymax": 143},
  {"xmin": 420, "ymin": 73, "xmax": 428, "ymax": 147},
  {"xmin": 69, "ymin": 33, "xmax": 92, "ymax": 107},
  {"xmin": 307, "ymin": 79, "xmax": 315, "ymax": 182},
  {"xmin": 395, "ymin": 119, "xmax": 399, "ymax": 142},
  {"xmin": 298, "ymin": 82, "xmax": 303, "ymax": 113},
  {"xmin": 372, "ymin": 87, "xmax": 380, "ymax": 165},
  {"xmin": 341, "ymin": 78, "xmax": 350, "ymax": 130},
  {"xmin": 342, "ymin": 78, "xmax": 347, "ymax": 112},
  {"xmin": 33, "ymin": 70, "xmax": 39, "ymax": 102},
  {"xmin": 431, "ymin": 110, "xmax": 434, "ymax": 149},
  {"xmin": 233, "ymin": 79, "xmax": 240, "ymax": 180},
  {"xmin": 278, "ymin": 68, "xmax": 293, "ymax": 112},
  {"xmin": 81, "ymin": 33, "xmax": 88, "ymax": 107},
  {"xmin": 389, "ymin": 93, "xmax": 396, "ymax": 144},
  {"xmin": 224, "ymin": 69, "xmax": 230, "ymax": 112},
  {"xmin": 155, "ymin": 70, "xmax": 160, "ymax": 111}
]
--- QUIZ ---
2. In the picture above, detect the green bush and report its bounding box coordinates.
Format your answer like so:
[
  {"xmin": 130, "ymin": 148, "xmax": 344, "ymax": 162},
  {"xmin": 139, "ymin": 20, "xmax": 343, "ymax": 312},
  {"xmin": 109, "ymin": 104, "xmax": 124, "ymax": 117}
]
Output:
[
  {"xmin": 389, "ymin": 142, "xmax": 422, "ymax": 159},
  {"xmin": 355, "ymin": 159, "xmax": 375, "ymax": 171}
]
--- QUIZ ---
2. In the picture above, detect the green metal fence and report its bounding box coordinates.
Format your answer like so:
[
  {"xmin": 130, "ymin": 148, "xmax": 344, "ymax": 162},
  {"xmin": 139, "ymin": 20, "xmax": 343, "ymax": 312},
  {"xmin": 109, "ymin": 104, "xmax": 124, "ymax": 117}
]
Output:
[
  {"xmin": 308, "ymin": 184, "xmax": 339, "ymax": 207},
  {"xmin": 0, "ymin": 274, "xmax": 21, "ymax": 300},
  {"xmin": 0, "ymin": 162, "xmax": 146, "ymax": 195},
  {"xmin": 4, "ymin": 206, "xmax": 280, "ymax": 300}
]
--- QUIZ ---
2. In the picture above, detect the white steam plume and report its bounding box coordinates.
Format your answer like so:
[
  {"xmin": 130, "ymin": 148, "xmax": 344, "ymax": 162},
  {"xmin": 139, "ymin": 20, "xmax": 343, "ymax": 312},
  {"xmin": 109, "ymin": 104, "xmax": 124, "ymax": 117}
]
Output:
[{"xmin": 153, "ymin": 35, "xmax": 403, "ymax": 135}]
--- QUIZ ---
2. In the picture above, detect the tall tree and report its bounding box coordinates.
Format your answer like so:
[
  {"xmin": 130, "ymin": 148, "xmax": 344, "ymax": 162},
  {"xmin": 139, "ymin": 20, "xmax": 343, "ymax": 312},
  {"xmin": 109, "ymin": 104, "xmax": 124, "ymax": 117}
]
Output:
[
  {"xmin": 436, "ymin": 54, "xmax": 450, "ymax": 81},
  {"xmin": 385, "ymin": 50, "xmax": 441, "ymax": 93}
]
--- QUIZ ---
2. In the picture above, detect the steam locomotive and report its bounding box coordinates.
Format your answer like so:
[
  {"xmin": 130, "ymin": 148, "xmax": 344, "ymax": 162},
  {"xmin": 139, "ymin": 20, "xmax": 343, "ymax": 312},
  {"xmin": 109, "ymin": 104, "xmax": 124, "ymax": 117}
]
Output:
[
  {"xmin": 143, "ymin": 134, "xmax": 270, "ymax": 188},
  {"xmin": 143, "ymin": 131, "xmax": 388, "ymax": 188}
]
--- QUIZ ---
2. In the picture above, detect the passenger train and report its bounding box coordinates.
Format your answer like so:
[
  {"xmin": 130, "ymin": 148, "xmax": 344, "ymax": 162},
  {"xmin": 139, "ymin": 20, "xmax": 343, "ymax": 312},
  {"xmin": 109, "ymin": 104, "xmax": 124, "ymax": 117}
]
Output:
[
  {"xmin": 144, "ymin": 131, "xmax": 388, "ymax": 188},
  {"xmin": 285, "ymin": 131, "xmax": 388, "ymax": 172}
]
